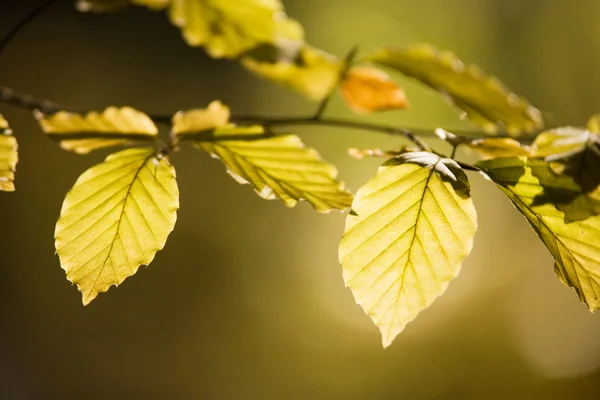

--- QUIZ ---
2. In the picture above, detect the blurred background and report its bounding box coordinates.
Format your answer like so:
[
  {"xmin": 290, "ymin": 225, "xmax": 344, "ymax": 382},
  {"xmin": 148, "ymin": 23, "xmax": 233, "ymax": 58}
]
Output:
[{"xmin": 1, "ymin": 0, "xmax": 600, "ymax": 398}]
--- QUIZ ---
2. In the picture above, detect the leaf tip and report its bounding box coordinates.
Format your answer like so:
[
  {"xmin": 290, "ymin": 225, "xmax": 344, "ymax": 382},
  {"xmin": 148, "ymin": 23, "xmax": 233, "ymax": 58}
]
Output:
[{"xmin": 380, "ymin": 331, "xmax": 397, "ymax": 349}]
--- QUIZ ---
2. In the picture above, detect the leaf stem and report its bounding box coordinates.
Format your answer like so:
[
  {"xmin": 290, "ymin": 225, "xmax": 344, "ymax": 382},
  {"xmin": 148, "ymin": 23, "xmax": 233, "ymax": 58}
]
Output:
[{"xmin": 450, "ymin": 144, "xmax": 458, "ymax": 159}]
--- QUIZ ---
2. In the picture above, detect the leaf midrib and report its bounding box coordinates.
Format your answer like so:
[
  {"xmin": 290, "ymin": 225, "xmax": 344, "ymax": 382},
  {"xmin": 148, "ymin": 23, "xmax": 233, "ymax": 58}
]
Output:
[{"xmin": 86, "ymin": 154, "xmax": 154, "ymax": 298}]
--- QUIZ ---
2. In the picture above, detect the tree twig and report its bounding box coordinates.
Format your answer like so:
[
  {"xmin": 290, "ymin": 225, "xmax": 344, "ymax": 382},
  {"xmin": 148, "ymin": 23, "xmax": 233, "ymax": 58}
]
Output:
[
  {"xmin": 0, "ymin": 86, "xmax": 67, "ymax": 114},
  {"xmin": 0, "ymin": 0, "xmax": 61, "ymax": 60}
]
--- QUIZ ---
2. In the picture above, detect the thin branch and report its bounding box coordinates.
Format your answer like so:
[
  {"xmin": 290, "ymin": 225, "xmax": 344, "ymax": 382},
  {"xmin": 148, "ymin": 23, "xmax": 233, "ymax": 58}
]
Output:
[
  {"xmin": 0, "ymin": 86, "xmax": 519, "ymax": 164},
  {"xmin": 0, "ymin": 0, "xmax": 61, "ymax": 60},
  {"xmin": 228, "ymin": 115, "xmax": 432, "ymax": 150},
  {"xmin": 0, "ymin": 86, "xmax": 68, "ymax": 114},
  {"xmin": 0, "ymin": 1, "xmax": 65, "ymax": 114}
]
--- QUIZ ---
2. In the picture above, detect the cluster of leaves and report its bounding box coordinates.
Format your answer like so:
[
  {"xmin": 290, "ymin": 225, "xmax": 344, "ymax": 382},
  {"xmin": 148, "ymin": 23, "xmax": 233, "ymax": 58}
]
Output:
[{"xmin": 1, "ymin": 0, "xmax": 599, "ymax": 347}]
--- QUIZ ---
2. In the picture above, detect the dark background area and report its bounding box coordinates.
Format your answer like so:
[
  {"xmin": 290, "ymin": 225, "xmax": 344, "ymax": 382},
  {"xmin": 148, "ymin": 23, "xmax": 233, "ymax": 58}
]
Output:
[{"xmin": 1, "ymin": 0, "xmax": 600, "ymax": 398}]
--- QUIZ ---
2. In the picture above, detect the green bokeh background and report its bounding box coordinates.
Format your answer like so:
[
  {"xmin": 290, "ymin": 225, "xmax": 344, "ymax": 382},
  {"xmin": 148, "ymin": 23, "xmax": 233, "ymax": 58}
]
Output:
[{"xmin": 1, "ymin": 0, "xmax": 600, "ymax": 398}]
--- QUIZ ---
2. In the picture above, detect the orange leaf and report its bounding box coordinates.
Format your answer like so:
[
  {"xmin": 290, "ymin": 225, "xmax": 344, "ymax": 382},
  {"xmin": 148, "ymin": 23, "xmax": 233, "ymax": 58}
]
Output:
[{"xmin": 341, "ymin": 66, "xmax": 408, "ymax": 114}]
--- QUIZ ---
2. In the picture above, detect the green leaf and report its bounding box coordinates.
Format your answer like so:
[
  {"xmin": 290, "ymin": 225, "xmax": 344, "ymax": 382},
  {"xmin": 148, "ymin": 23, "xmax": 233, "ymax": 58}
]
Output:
[
  {"xmin": 531, "ymin": 127, "xmax": 600, "ymax": 219},
  {"xmin": 477, "ymin": 157, "xmax": 600, "ymax": 310},
  {"xmin": 242, "ymin": 46, "xmax": 344, "ymax": 101},
  {"xmin": 189, "ymin": 125, "xmax": 353, "ymax": 212},
  {"xmin": 365, "ymin": 44, "xmax": 543, "ymax": 135},
  {"xmin": 0, "ymin": 115, "xmax": 18, "ymax": 192},
  {"xmin": 36, "ymin": 107, "xmax": 158, "ymax": 154},
  {"xmin": 134, "ymin": 0, "xmax": 303, "ymax": 58},
  {"xmin": 339, "ymin": 152, "xmax": 477, "ymax": 347},
  {"xmin": 55, "ymin": 148, "xmax": 179, "ymax": 305}
]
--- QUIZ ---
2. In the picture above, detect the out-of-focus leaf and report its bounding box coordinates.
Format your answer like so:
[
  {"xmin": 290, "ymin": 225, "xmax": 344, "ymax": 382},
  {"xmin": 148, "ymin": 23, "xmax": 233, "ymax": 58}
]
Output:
[
  {"xmin": 435, "ymin": 128, "xmax": 529, "ymax": 160},
  {"xmin": 75, "ymin": 0, "xmax": 130, "ymax": 12},
  {"xmin": 588, "ymin": 114, "xmax": 600, "ymax": 133},
  {"xmin": 55, "ymin": 148, "xmax": 179, "ymax": 305},
  {"xmin": 36, "ymin": 107, "xmax": 158, "ymax": 154},
  {"xmin": 194, "ymin": 126, "xmax": 353, "ymax": 212},
  {"xmin": 339, "ymin": 152, "xmax": 477, "ymax": 347},
  {"xmin": 365, "ymin": 44, "xmax": 543, "ymax": 135},
  {"xmin": 465, "ymin": 138, "xmax": 530, "ymax": 160},
  {"xmin": 478, "ymin": 157, "xmax": 600, "ymax": 310},
  {"xmin": 134, "ymin": 0, "xmax": 303, "ymax": 58},
  {"xmin": 172, "ymin": 101, "xmax": 231, "ymax": 139},
  {"xmin": 347, "ymin": 146, "xmax": 416, "ymax": 160},
  {"xmin": 340, "ymin": 66, "xmax": 408, "ymax": 114},
  {"xmin": 531, "ymin": 127, "xmax": 594, "ymax": 159},
  {"xmin": 242, "ymin": 46, "xmax": 344, "ymax": 101},
  {"xmin": 0, "ymin": 115, "xmax": 18, "ymax": 192}
]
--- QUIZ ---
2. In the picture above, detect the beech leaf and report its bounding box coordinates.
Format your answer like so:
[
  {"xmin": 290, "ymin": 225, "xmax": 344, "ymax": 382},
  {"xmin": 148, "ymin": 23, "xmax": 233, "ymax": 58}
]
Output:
[
  {"xmin": 0, "ymin": 115, "xmax": 18, "ymax": 192},
  {"xmin": 340, "ymin": 66, "xmax": 408, "ymax": 114},
  {"xmin": 36, "ymin": 107, "xmax": 158, "ymax": 154},
  {"xmin": 366, "ymin": 44, "xmax": 543, "ymax": 135},
  {"xmin": 55, "ymin": 148, "xmax": 179, "ymax": 304},
  {"xmin": 339, "ymin": 152, "xmax": 477, "ymax": 347}
]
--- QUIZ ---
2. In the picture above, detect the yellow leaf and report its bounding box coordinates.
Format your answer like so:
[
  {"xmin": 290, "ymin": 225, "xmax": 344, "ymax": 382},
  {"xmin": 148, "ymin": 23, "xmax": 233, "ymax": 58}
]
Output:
[
  {"xmin": 466, "ymin": 137, "xmax": 530, "ymax": 160},
  {"xmin": 195, "ymin": 126, "xmax": 353, "ymax": 212},
  {"xmin": 55, "ymin": 148, "xmax": 179, "ymax": 305},
  {"xmin": 135, "ymin": 0, "xmax": 303, "ymax": 58},
  {"xmin": 242, "ymin": 46, "xmax": 344, "ymax": 101},
  {"xmin": 531, "ymin": 127, "xmax": 592, "ymax": 159},
  {"xmin": 37, "ymin": 107, "xmax": 158, "ymax": 154},
  {"xmin": 171, "ymin": 100, "xmax": 231, "ymax": 138},
  {"xmin": 339, "ymin": 152, "xmax": 477, "ymax": 347},
  {"xmin": 0, "ymin": 115, "xmax": 18, "ymax": 192},
  {"xmin": 341, "ymin": 66, "xmax": 408, "ymax": 114},
  {"xmin": 478, "ymin": 157, "xmax": 600, "ymax": 310},
  {"xmin": 366, "ymin": 44, "xmax": 543, "ymax": 135}
]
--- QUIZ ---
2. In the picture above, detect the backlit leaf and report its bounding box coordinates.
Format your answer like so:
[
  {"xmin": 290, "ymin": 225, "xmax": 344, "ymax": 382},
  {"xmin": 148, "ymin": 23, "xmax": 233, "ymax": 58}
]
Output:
[
  {"xmin": 135, "ymin": 0, "xmax": 303, "ymax": 58},
  {"xmin": 531, "ymin": 127, "xmax": 594, "ymax": 159},
  {"xmin": 0, "ymin": 115, "xmax": 18, "ymax": 192},
  {"xmin": 339, "ymin": 152, "xmax": 477, "ymax": 347},
  {"xmin": 171, "ymin": 100, "xmax": 231, "ymax": 139},
  {"xmin": 435, "ymin": 128, "xmax": 530, "ymax": 160},
  {"xmin": 194, "ymin": 126, "xmax": 353, "ymax": 212},
  {"xmin": 55, "ymin": 148, "xmax": 179, "ymax": 305},
  {"xmin": 340, "ymin": 66, "xmax": 408, "ymax": 114},
  {"xmin": 242, "ymin": 46, "xmax": 344, "ymax": 101},
  {"xmin": 478, "ymin": 157, "xmax": 600, "ymax": 310},
  {"xmin": 36, "ymin": 107, "xmax": 158, "ymax": 154},
  {"xmin": 465, "ymin": 138, "xmax": 530, "ymax": 160},
  {"xmin": 531, "ymin": 127, "xmax": 600, "ymax": 219},
  {"xmin": 365, "ymin": 44, "xmax": 543, "ymax": 135}
]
